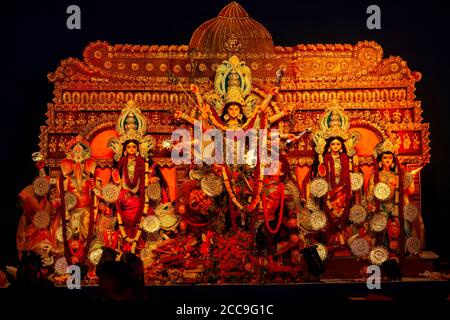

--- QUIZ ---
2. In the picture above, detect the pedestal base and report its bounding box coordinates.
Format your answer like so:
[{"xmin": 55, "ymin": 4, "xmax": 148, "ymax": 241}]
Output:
[{"xmin": 322, "ymin": 251, "xmax": 439, "ymax": 279}]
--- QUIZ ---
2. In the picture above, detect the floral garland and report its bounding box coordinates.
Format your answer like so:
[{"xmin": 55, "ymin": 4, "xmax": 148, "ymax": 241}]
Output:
[
  {"xmin": 115, "ymin": 160, "xmax": 151, "ymax": 253},
  {"xmin": 262, "ymin": 183, "xmax": 285, "ymax": 235},
  {"xmin": 222, "ymin": 165, "xmax": 264, "ymax": 212},
  {"xmin": 324, "ymin": 152, "xmax": 352, "ymax": 225}
]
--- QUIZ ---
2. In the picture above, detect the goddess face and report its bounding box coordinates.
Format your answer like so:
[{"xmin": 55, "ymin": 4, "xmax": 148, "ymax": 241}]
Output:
[
  {"xmin": 381, "ymin": 153, "xmax": 394, "ymax": 169},
  {"xmin": 227, "ymin": 104, "xmax": 241, "ymax": 119},
  {"xmin": 126, "ymin": 142, "xmax": 138, "ymax": 156},
  {"xmin": 329, "ymin": 139, "xmax": 342, "ymax": 153}
]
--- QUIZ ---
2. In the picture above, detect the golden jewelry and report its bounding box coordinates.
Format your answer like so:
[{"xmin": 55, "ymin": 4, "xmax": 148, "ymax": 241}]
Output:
[{"xmin": 369, "ymin": 246, "xmax": 388, "ymax": 265}]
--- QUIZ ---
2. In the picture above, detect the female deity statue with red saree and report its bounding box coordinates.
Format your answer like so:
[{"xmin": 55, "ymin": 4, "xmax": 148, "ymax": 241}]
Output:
[
  {"xmin": 107, "ymin": 100, "xmax": 161, "ymax": 254},
  {"xmin": 305, "ymin": 103, "xmax": 362, "ymax": 256},
  {"xmin": 365, "ymin": 139, "xmax": 423, "ymax": 264}
]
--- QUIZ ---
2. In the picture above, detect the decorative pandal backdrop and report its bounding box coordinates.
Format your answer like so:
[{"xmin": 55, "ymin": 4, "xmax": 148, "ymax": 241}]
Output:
[{"xmin": 19, "ymin": 2, "xmax": 430, "ymax": 284}]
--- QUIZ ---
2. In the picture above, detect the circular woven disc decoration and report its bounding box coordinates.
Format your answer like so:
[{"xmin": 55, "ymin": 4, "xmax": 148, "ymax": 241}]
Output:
[
  {"xmin": 33, "ymin": 211, "xmax": 50, "ymax": 229},
  {"xmin": 147, "ymin": 183, "xmax": 162, "ymax": 202},
  {"xmin": 201, "ymin": 174, "xmax": 224, "ymax": 197},
  {"xmin": 374, "ymin": 182, "xmax": 391, "ymax": 201},
  {"xmin": 406, "ymin": 236, "xmax": 421, "ymax": 255},
  {"xmin": 89, "ymin": 248, "xmax": 103, "ymax": 265},
  {"xmin": 349, "ymin": 205, "xmax": 367, "ymax": 224},
  {"xmin": 102, "ymin": 183, "xmax": 120, "ymax": 203},
  {"xmin": 369, "ymin": 246, "xmax": 388, "ymax": 265},
  {"xmin": 64, "ymin": 192, "xmax": 77, "ymax": 211},
  {"xmin": 142, "ymin": 215, "xmax": 160, "ymax": 233},
  {"xmin": 33, "ymin": 177, "xmax": 50, "ymax": 196},
  {"xmin": 309, "ymin": 211, "xmax": 327, "ymax": 231},
  {"xmin": 404, "ymin": 203, "xmax": 418, "ymax": 222},
  {"xmin": 350, "ymin": 173, "xmax": 364, "ymax": 191},
  {"xmin": 310, "ymin": 178, "xmax": 329, "ymax": 198},
  {"xmin": 140, "ymin": 247, "xmax": 154, "ymax": 261},
  {"xmin": 404, "ymin": 172, "xmax": 414, "ymax": 189},
  {"xmin": 370, "ymin": 213, "xmax": 388, "ymax": 232},
  {"xmin": 55, "ymin": 257, "xmax": 68, "ymax": 275},
  {"xmin": 315, "ymin": 243, "xmax": 328, "ymax": 261},
  {"xmin": 350, "ymin": 238, "xmax": 370, "ymax": 257}
]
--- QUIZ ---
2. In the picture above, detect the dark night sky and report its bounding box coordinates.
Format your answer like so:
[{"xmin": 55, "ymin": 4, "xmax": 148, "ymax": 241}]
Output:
[{"xmin": 2, "ymin": 0, "xmax": 449, "ymax": 263}]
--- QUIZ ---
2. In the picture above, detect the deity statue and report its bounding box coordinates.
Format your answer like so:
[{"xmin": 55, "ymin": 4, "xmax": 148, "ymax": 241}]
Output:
[
  {"xmin": 174, "ymin": 55, "xmax": 286, "ymax": 132},
  {"xmin": 16, "ymin": 152, "xmax": 61, "ymax": 264},
  {"xmin": 108, "ymin": 100, "xmax": 158, "ymax": 253},
  {"xmin": 367, "ymin": 139, "xmax": 423, "ymax": 261},
  {"xmin": 173, "ymin": 55, "xmax": 303, "ymax": 271},
  {"xmin": 307, "ymin": 103, "xmax": 362, "ymax": 254},
  {"xmin": 60, "ymin": 136, "xmax": 97, "ymax": 265}
]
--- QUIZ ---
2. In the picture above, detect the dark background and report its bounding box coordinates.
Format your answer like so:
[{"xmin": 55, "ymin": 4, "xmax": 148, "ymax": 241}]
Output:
[{"xmin": 2, "ymin": 0, "xmax": 449, "ymax": 265}]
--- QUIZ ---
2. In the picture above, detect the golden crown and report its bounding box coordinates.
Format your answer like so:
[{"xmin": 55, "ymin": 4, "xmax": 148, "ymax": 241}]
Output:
[
  {"xmin": 108, "ymin": 100, "xmax": 155, "ymax": 160},
  {"xmin": 373, "ymin": 139, "xmax": 396, "ymax": 158}
]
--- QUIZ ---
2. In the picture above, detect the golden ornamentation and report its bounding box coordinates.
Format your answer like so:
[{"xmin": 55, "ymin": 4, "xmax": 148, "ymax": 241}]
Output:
[
  {"xmin": 404, "ymin": 203, "xmax": 418, "ymax": 222},
  {"xmin": 374, "ymin": 182, "xmax": 391, "ymax": 200},
  {"xmin": 107, "ymin": 100, "xmax": 156, "ymax": 161},
  {"xmin": 33, "ymin": 211, "xmax": 51, "ymax": 229},
  {"xmin": 89, "ymin": 248, "xmax": 103, "ymax": 265},
  {"xmin": 373, "ymin": 139, "xmax": 396, "ymax": 158},
  {"xmin": 140, "ymin": 246, "xmax": 153, "ymax": 262},
  {"xmin": 284, "ymin": 180, "xmax": 301, "ymax": 211},
  {"xmin": 142, "ymin": 215, "xmax": 160, "ymax": 233},
  {"xmin": 350, "ymin": 237, "xmax": 370, "ymax": 257},
  {"xmin": 349, "ymin": 205, "xmax": 367, "ymax": 224},
  {"xmin": 309, "ymin": 211, "xmax": 327, "ymax": 231},
  {"xmin": 369, "ymin": 246, "xmax": 389, "ymax": 265},
  {"xmin": 406, "ymin": 236, "xmax": 420, "ymax": 255},
  {"xmin": 56, "ymin": 226, "xmax": 73, "ymax": 242},
  {"xmin": 315, "ymin": 243, "xmax": 328, "ymax": 261},
  {"xmin": 64, "ymin": 192, "xmax": 77, "ymax": 210},
  {"xmin": 102, "ymin": 183, "xmax": 121, "ymax": 203},
  {"xmin": 201, "ymin": 173, "xmax": 224, "ymax": 197},
  {"xmin": 33, "ymin": 177, "xmax": 50, "ymax": 196},
  {"xmin": 189, "ymin": 169, "xmax": 205, "ymax": 180},
  {"xmin": 147, "ymin": 183, "xmax": 162, "ymax": 202},
  {"xmin": 158, "ymin": 213, "xmax": 180, "ymax": 231},
  {"xmin": 312, "ymin": 101, "xmax": 361, "ymax": 157},
  {"xmin": 155, "ymin": 202, "xmax": 175, "ymax": 217},
  {"xmin": 350, "ymin": 172, "xmax": 364, "ymax": 191},
  {"xmin": 310, "ymin": 178, "xmax": 329, "ymax": 198},
  {"xmin": 370, "ymin": 213, "xmax": 388, "ymax": 232}
]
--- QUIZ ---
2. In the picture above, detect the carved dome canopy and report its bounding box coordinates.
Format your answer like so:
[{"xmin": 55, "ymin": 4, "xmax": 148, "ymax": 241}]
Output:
[{"xmin": 189, "ymin": 2, "xmax": 274, "ymax": 57}]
